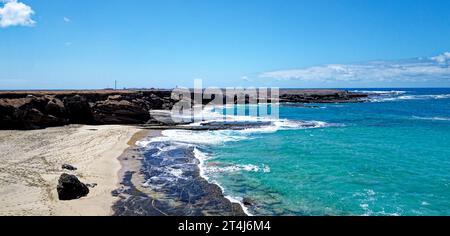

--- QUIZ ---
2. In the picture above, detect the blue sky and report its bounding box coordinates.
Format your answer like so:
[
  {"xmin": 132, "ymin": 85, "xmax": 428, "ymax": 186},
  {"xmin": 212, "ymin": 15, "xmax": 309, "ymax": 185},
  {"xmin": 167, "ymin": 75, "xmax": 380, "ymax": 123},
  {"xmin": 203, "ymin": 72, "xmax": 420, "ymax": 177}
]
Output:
[{"xmin": 1, "ymin": 0, "xmax": 450, "ymax": 89}]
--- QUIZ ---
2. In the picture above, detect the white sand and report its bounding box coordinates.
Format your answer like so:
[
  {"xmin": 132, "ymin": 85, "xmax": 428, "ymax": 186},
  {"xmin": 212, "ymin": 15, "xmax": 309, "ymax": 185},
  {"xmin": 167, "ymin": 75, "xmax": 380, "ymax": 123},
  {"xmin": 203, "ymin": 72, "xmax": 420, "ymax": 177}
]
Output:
[{"xmin": 0, "ymin": 125, "xmax": 140, "ymax": 216}]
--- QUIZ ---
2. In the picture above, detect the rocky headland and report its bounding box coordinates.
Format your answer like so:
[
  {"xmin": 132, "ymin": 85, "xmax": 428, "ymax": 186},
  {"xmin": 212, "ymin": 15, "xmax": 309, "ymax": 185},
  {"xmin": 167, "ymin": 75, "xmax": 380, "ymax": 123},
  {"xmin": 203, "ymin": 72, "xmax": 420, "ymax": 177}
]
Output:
[{"xmin": 0, "ymin": 89, "xmax": 367, "ymax": 130}]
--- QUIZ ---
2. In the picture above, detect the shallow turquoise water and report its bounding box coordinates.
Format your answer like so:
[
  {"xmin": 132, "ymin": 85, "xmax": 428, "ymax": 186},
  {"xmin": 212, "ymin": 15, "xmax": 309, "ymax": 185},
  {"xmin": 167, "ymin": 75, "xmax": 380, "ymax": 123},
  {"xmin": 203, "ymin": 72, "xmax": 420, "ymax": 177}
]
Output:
[{"xmin": 204, "ymin": 88, "xmax": 450, "ymax": 215}]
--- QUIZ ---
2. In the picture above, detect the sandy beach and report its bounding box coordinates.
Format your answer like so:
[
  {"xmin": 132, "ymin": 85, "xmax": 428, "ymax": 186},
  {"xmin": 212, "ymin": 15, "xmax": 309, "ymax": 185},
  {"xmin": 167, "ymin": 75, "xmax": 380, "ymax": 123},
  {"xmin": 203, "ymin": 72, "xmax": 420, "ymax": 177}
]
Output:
[{"xmin": 0, "ymin": 125, "xmax": 140, "ymax": 216}]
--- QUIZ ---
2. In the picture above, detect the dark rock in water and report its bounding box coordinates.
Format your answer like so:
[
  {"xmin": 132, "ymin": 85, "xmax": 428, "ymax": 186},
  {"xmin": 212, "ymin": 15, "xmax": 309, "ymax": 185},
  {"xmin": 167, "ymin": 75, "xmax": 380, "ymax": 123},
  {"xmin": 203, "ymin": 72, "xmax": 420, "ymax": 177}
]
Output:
[
  {"xmin": 57, "ymin": 174, "xmax": 89, "ymax": 201},
  {"xmin": 112, "ymin": 144, "xmax": 247, "ymax": 216},
  {"xmin": 62, "ymin": 164, "xmax": 77, "ymax": 171},
  {"xmin": 279, "ymin": 89, "xmax": 367, "ymax": 103},
  {"xmin": 242, "ymin": 197, "xmax": 255, "ymax": 206}
]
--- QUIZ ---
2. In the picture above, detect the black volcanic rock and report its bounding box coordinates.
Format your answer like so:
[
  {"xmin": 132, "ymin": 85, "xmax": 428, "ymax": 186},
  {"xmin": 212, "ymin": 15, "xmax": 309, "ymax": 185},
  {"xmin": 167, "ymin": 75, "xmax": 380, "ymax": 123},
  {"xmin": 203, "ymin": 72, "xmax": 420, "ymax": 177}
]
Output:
[
  {"xmin": 45, "ymin": 98, "xmax": 65, "ymax": 116},
  {"xmin": 0, "ymin": 101, "xmax": 18, "ymax": 129},
  {"xmin": 62, "ymin": 164, "xmax": 77, "ymax": 171},
  {"xmin": 0, "ymin": 89, "xmax": 367, "ymax": 130},
  {"xmin": 57, "ymin": 173, "xmax": 89, "ymax": 201},
  {"xmin": 63, "ymin": 95, "xmax": 93, "ymax": 124},
  {"xmin": 21, "ymin": 108, "xmax": 64, "ymax": 129},
  {"xmin": 242, "ymin": 197, "xmax": 255, "ymax": 206},
  {"xmin": 92, "ymin": 99, "xmax": 150, "ymax": 124},
  {"xmin": 279, "ymin": 90, "xmax": 367, "ymax": 103},
  {"xmin": 0, "ymin": 96, "xmax": 68, "ymax": 129}
]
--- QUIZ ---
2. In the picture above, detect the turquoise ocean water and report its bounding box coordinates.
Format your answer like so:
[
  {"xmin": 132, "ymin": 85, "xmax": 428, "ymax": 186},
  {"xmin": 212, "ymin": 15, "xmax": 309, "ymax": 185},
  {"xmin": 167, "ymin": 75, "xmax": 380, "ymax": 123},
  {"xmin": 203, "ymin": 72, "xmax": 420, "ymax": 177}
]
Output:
[{"xmin": 144, "ymin": 88, "xmax": 450, "ymax": 216}]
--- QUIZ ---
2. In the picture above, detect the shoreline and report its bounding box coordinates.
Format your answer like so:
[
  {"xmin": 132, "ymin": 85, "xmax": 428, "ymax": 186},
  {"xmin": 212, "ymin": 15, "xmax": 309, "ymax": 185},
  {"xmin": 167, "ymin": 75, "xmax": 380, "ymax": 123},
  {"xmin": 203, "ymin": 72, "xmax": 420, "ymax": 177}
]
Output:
[
  {"xmin": 112, "ymin": 129, "xmax": 247, "ymax": 216},
  {"xmin": 0, "ymin": 124, "xmax": 247, "ymax": 216},
  {"xmin": 0, "ymin": 125, "xmax": 140, "ymax": 216},
  {"xmin": 193, "ymin": 147, "xmax": 252, "ymax": 216}
]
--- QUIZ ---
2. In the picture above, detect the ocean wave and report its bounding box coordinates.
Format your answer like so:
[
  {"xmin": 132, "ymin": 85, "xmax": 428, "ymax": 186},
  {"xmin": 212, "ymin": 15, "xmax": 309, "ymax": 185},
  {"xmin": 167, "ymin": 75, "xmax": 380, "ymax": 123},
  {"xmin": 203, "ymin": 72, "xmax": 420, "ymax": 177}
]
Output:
[
  {"xmin": 352, "ymin": 90, "xmax": 407, "ymax": 95},
  {"xmin": 186, "ymin": 107, "xmax": 281, "ymax": 126},
  {"xmin": 197, "ymin": 119, "xmax": 329, "ymax": 142},
  {"xmin": 412, "ymin": 116, "xmax": 450, "ymax": 121},
  {"xmin": 138, "ymin": 119, "xmax": 335, "ymax": 147},
  {"xmin": 352, "ymin": 89, "xmax": 450, "ymax": 102},
  {"xmin": 193, "ymin": 147, "xmax": 253, "ymax": 216},
  {"xmin": 137, "ymin": 107, "xmax": 336, "ymax": 215},
  {"xmin": 398, "ymin": 94, "xmax": 450, "ymax": 100},
  {"xmin": 193, "ymin": 147, "xmax": 211, "ymax": 181},
  {"xmin": 239, "ymin": 120, "xmax": 334, "ymax": 134},
  {"xmin": 206, "ymin": 164, "xmax": 271, "ymax": 174},
  {"xmin": 354, "ymin": 189, "xmax": 402, "ymax": 216},
  {"xmin": 369, "ymin": 94, "xmax": 450, "ymax": 102}
]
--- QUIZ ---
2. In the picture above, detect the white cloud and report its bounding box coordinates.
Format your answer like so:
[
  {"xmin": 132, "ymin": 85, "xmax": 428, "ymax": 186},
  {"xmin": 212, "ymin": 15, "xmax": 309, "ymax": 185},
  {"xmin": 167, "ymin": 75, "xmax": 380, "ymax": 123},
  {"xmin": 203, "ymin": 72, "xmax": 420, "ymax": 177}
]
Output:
[
  {"xmin": 260, "ymin": 52, "xmax": 450, "ymax": 84},
  {"xmin": 0, "ymin": 0, "xmax": 35, "ymax": 28},
  {"xmin": 63, "ymin": 16, "xmax": 70, "ymax": 22},
  {"xmin": 430, "ymin": 52, "xmax": 450, "ymax": 65}
]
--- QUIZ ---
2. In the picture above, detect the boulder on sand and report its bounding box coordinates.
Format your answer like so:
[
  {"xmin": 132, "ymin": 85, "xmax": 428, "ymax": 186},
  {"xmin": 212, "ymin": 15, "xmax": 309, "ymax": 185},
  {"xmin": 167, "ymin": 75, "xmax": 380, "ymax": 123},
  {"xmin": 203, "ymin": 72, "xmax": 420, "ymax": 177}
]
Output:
[
  {"xmin": 62, "ymin": 164, "xmax": 77, "ymax": 171},
  {"xmin": 57, "ymin": 173, "xmax": 89, "ymax": 201}
]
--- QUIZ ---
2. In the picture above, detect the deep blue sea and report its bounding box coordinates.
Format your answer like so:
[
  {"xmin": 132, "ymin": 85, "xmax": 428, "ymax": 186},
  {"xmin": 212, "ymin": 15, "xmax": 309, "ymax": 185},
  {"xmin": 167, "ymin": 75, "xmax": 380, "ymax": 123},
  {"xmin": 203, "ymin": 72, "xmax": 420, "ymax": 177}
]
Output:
[{"xmin": 141, "ymin": 88, "xmax": 450, "ymax": 216}]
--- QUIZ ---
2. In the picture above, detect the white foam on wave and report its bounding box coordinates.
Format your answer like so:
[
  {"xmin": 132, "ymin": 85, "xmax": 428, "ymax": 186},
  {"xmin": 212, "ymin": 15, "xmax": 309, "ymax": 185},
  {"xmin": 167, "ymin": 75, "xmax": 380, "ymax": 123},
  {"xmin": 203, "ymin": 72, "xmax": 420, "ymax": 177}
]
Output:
[
  {"xmin": 165, "ymin": 129, "xmax": 250, "ymax": 145},
  {"xmin": 139, "ymin": 114, "xmax": 335, "ymax": 147},
  {"xmin": 370, "ymin": 94, "xmax": 450, "ymax": 102},
  {"xmin": 398, "ymin": 94, "xmax": 450, "ymax": 100},
  {"xmin": 167, "ymin": 168, "xmax": 185, "ymax": 179},
  {"xmin": 192, "ymin": 147, "xmax": 254, "ymax": 216},
  {"xmin": 193, "ymin": 147, "xmax": 211, "ymax": 181},
  {"xmin": 190, "ymin": 119, "xmax": 331, "ymax": 142},
  {"xmin": 239, "ymin": 119, "xmax": 333, "ymax": 135},
  {"xmin": 206, "ymin": 164, "xmax": 271, "ymax": 174},
  {"xmin": 412, "ymin": 116, "xmax": 450, "ymax": 121},
  {"xmin": 186, "ymin": 107, "xmax": 280, "ymax": 127},
  {"xmin": 353, "ymin": 89, "xmax": 450, "ymax": 102},
  {"xmin": 137, "ymin": 106, "xmax": 336, "ymax": 215},
  {"xmin": 195, "ymin": 146, "xmax": 271, "ymax": 178},
  {"xmin": 352, "ymin": 90, "xmax": 407, "ymax": 95}
]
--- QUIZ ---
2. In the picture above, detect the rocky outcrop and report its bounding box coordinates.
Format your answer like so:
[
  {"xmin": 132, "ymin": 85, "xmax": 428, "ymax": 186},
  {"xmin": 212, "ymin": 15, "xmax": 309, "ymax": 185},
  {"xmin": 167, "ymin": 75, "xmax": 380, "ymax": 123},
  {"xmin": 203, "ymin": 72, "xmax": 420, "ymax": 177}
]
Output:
[
  {"xmin": 92, "ymin": 99, "xmax": 150, "ymax": 124},
  {"xmin": 0, "ymin": 89, "xmax": 367, "ymax": 130},
  {"xmin": 0, "ymin": 90, "xmax": 174, "ymax": 130},
  {"xmin": 63, "ymin": 95, "xmax": 92, "ymax": 124},
  {"xmin": 0, "ymin": 95, "xmax": 68, "ymax": 129},
  {"xmin": 57, "ymin": 174, "xmax": 90, "ymax": 201},
  {"xmin": 279, "ymin": 90, "xmax": 367, "ymax": 103}
]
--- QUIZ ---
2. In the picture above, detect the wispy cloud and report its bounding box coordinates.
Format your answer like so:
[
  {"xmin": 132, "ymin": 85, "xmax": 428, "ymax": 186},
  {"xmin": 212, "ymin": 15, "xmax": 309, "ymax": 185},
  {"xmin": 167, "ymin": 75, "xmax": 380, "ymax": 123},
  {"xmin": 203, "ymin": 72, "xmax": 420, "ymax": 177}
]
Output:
[
  {"xmin": 0, "ymin": 0, "xmax": 35, "ymax": 28},
  {"xmin": 260, "ymin": 52, "xmax": 450, "ymax": 84},
  {"xmin": 63, "ymin": 16, "xmax": 70, "ymax": 22}
]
